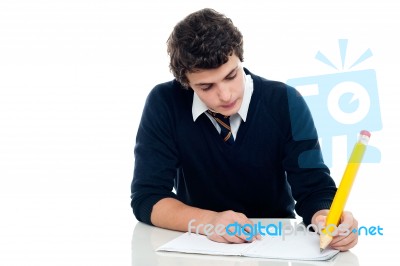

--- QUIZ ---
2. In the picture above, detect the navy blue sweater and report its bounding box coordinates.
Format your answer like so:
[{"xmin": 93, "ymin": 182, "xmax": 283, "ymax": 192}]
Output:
[{"xmin": 131, "ymin": 69, "xmax": 337, "ymax": 226}]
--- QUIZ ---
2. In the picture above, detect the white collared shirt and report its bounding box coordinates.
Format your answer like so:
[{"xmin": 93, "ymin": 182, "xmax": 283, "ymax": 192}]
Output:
[{"xmin": 192, "ymin": 70, "xmax": 254, "ymax": 140}]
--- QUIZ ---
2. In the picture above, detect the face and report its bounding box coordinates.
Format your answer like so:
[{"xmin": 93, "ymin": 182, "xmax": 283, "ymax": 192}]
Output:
[{"xmin": 187, "ymin": 55, "xmax": 245, "ymax": 116}]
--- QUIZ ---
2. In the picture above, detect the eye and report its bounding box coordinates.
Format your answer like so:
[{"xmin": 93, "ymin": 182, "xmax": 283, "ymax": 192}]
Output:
[
  {"xmin": 200, "ymin": 85, "xmax": 213, "ymax": 91},
  {"xmin": 226, "ymin": 73, "xmax": 237, "ymax": 80}
]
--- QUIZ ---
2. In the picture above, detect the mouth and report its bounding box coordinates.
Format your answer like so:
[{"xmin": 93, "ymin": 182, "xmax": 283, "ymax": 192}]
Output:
[{"xmin": 221, "ymin": 100, "xmax": 237, "ymax": 109}]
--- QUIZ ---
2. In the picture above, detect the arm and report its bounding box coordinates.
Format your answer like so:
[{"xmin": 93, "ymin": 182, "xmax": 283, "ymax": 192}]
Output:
[
  {"xmin": 151, "ymin": 198, "xmax": 258, "ymax": 243},
  {"xmin": 130, "ymin": 85, "xmax": 180, "ymax": 225},
  {"xmin": 151, "ymin": 197, "xmax": 216, "ymax": 231},
  {"xmin": 284, "ymin": 86, "xmax": 358, "ymax": 250},
  {"xmin": 283, "ymin": 85, "xmax": 337, "ymax": 225},
  {"xmin": 131, "ymin": 84, "xmax": 256, "ymax": 243}
]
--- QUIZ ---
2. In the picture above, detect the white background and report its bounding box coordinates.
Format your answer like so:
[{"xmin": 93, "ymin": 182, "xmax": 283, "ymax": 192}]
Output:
[{"xmin": 1, "ymin": 0, "xmax": 399, "ymax": 265}]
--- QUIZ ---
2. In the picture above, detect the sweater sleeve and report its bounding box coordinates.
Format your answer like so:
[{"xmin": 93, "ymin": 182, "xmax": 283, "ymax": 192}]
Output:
[
  {"xmin": 283, "ymin": 85, "xmax": 337, "ymax": 226},
  {"xmin": 131, "ymin": 85, "xmax": 179, "ymax": 225}
]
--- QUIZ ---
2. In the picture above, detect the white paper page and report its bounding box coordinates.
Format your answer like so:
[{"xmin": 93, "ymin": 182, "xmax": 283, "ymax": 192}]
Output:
[
  {"xmin": 156, "ymin": 232, "xmax": 339, "ymax": 261},
  {"xmin": 156, "ymin": 232, "xmax": 256, "ymax": 256},
  {"xmin": 244, "ymin": 234, "xmax": 339, "ymax": 261}
]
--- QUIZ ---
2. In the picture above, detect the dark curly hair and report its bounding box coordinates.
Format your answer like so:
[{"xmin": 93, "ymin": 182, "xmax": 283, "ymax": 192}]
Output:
[{"xmin": 167, "ymin": 8, "xmax": 244, "ymax": 88}]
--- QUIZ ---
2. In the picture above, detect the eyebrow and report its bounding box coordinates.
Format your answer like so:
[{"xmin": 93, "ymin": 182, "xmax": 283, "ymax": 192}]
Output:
[{"xmin": 194, "ymin": 66, "xmax": 239, "ymax": 86}]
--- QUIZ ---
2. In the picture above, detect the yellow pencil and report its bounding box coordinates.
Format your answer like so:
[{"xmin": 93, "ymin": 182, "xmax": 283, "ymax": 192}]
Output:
[{"xmin": 320, "ymin": 130, "xmax": 370, "ymax": 252}]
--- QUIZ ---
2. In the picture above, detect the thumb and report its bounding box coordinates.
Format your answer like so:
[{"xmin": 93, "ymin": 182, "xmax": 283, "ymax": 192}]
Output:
[{"xmin": 315, "ymin": 215, "xmax": 327, "ymax": 226}]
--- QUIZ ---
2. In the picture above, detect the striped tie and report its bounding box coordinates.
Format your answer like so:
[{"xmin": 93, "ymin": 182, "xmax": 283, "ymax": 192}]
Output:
[{"xmin": 207, "ymin": 110, "xmax": 234, "ymax": 144}]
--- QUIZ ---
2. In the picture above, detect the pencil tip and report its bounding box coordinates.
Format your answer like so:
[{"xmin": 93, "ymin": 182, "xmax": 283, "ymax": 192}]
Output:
[{"xmin": 320, "ymin": 248, "xmax": 324, "ymax": 253}]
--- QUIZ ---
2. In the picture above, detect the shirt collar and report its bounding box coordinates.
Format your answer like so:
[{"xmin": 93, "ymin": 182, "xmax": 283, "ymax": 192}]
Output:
[{"xmin": 192, "ymin": 69, "xmax": 254, "ymax": 121}]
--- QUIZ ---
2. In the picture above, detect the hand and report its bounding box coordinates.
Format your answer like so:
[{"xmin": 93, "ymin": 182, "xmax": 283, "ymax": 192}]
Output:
[
  {"xmin": 313, "ymin": 210, "xmax": 358, "ymax": 251},
  {"xmin": 200, "ymin": 210, "xmax": 261, "ymax": 244}
]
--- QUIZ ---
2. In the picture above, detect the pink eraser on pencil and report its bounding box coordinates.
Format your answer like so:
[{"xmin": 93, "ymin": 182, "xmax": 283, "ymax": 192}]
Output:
[{"xmin": 360, "ymin": 130, "xmax": 371, "ymax": 138}]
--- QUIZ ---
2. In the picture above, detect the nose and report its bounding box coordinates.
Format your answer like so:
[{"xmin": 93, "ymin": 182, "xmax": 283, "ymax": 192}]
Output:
[{"xmin": 217, "ymin": 84, "xmax": 231, "ymax": 102}]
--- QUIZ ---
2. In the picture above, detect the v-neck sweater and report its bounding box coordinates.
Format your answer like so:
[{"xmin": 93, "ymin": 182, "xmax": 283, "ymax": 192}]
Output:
[{"xmin": 131, "ymin": 68, "xmax": 337, "ymax": 226}]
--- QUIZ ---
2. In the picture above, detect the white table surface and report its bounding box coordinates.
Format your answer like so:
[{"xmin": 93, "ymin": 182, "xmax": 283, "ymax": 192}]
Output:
[
  {"xmin": 131, "ymin": 219, "xmax": 362, "ymax": 266},
  {"xmin": 0, "ymin": 209, "xmax": 394, "ymax": 266}
]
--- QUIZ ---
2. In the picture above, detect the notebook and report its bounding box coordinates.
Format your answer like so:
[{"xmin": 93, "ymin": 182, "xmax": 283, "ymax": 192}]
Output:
[{"xmin": 156, "ymin": 232, "xmax": 339, "ymax": 261}]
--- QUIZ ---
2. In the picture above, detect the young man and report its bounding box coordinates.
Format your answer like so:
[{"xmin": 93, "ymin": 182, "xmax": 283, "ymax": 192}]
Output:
[{"xmin": 131, "ymin": 8, "xmax": 358, "ymax": 250}]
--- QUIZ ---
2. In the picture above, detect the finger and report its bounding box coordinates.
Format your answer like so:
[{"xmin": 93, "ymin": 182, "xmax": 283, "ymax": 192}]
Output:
[
  {"xmin": 224, "ymin": 213, "xmax": 255, "ymax": 242},
  {"xmin": 336, "ymin": 213, "xmax": 357, "ymax": 239},
  {"xmin": 204, "ymin": 223, "xmax": 239, "ymax": 244},
  {"xmin": 340, "ymin": 211, "xmax": 354, "ymax": 225},
  {"xmin": 316, "ymin": 215, "xmax": 326, "ymax": 224},
  {"xmin": 331, "ymin": 228, "xmax": 358, "ymax": 247},
  {"xmin": 241, "ymin": 223, "xmax": 258, "ymax": 242},
  {"xmin": 207, "ymin": 233, "xmax": 230, "ymax": 243},
  {"xmin": 238, "ymin": 214, "xmax": 260, "ymax": 241},
  {"xmin": 331, "ymin": 235, "xmax": 358, "ymax": 251},
  {"xmin": 314, "ymin": 215, "xmax": 327, "ymax": 231},
  {"xmin": 225, "ymin": 222, "xmax": 254, "ymax": 243},
  {"xmin": 222, "ymin": 230, "xmax": 249, "ymax": 243}
]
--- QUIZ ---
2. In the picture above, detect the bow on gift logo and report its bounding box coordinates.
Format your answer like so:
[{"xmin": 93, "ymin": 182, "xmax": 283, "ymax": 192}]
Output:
[{"xmin": 287, "ymin": 39, "xmax": 382, "ymax": 167}]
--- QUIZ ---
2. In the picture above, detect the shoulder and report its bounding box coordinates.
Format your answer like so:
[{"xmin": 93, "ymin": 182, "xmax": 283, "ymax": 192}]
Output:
[
  {"xmin": 245, "ymin": 68, "xmax": 316, "ymax": 137},
  {"xmin": 245, "ymin": 68, "xmax": 299, "ymax": 110},
  {"xmin": 147, "ymin": 80, "xmax": 191, "ymax": 100},
  {"xmin": 144, "ymin": 79, "xmax": 193, "ymax": 110}
]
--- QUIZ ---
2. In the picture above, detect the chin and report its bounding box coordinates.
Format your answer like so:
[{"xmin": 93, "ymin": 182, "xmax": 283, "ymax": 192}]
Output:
[{"xmin": 222, "ymin": 109, "xmax": 239, "ymax": 117}]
